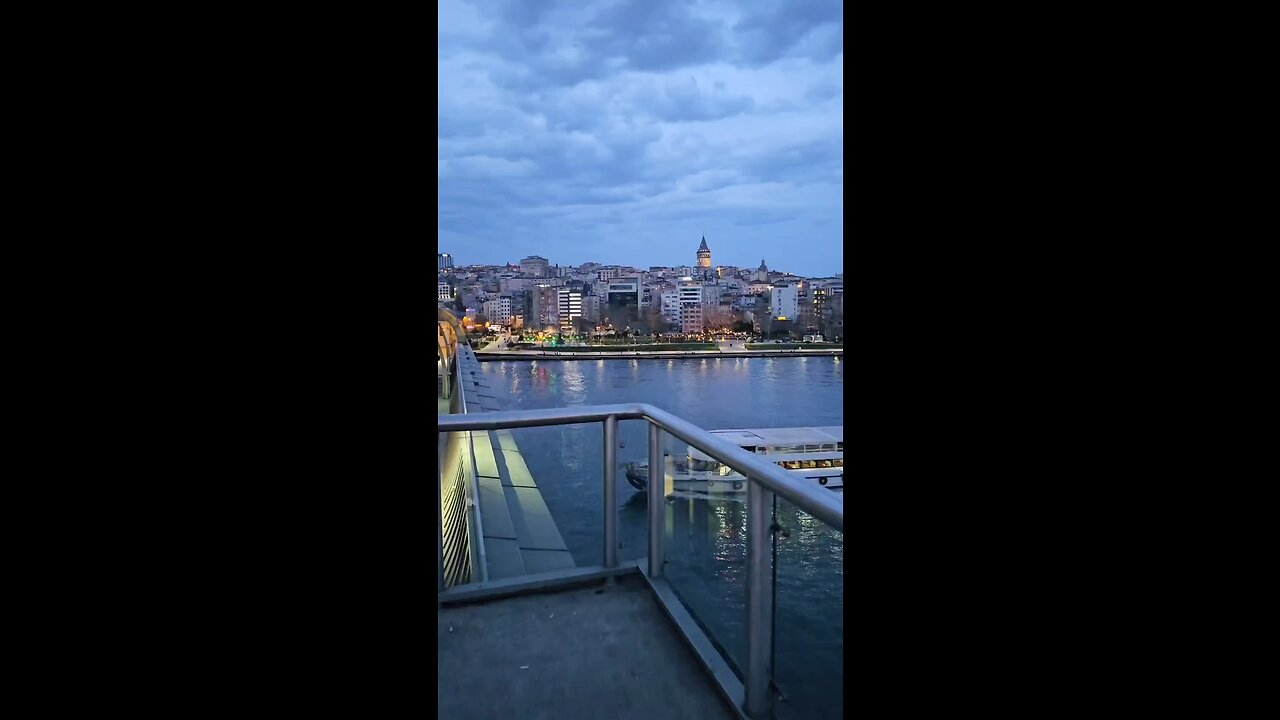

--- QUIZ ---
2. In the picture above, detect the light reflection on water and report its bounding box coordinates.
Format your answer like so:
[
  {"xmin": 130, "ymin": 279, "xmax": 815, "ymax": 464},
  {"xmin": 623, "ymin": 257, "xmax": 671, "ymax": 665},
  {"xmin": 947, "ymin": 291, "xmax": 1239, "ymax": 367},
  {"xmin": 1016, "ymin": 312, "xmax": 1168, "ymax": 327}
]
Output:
[{"xmin": 479, "ymin": 357, "xmax": 843, "ymax": 719}]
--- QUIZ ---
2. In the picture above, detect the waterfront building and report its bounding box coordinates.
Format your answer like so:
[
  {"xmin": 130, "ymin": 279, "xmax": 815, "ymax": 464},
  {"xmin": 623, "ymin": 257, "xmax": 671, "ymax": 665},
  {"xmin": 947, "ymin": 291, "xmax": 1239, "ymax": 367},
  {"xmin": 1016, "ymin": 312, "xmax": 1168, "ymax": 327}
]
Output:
[
  {"xmin": 524, "ymin": 284, "xmax": 559, "ymax": 331},
  {"xmin": 678, "ymin": 277, "xmax": 704, "ymax": 334},
  {"xmin": 557, "ymin": 289, "xmax": 583, "ymax": 335},
  {"xmin": 701, "ymin": 283, "xmax": 723, "ymax": 309},
  {"xmin": 482, "ymin": 297, "xmax": 512, "ymax": 326},
  {"xmin": 660, "ymin": 289, "xmax": 680, "ymax": 326},
  {"xmin": 828, "ymin": 294, "xmax": 844, "ymax": 339},
  {"xmin": 604, "ymin": 278, "xmax": 641, "ymax": 323},
  {"xmin": 811, "ymin": 288, "xmax": 829, "ymax": 331},
  {"xmin": 582, "ymin": 294, "xmax": 601, "ymax": 322},
  {"xmin": 770, "ymin": 284, "xmax": 799, "ymax": 321}
]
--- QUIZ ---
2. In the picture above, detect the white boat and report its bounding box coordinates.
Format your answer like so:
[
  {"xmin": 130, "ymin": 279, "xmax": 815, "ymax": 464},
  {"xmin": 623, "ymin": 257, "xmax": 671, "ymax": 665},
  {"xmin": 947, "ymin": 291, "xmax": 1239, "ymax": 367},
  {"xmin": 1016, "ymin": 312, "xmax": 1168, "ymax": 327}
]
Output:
[{"xmin": 625, "ymin": 426, "xmax": 843, "ymax": 498}]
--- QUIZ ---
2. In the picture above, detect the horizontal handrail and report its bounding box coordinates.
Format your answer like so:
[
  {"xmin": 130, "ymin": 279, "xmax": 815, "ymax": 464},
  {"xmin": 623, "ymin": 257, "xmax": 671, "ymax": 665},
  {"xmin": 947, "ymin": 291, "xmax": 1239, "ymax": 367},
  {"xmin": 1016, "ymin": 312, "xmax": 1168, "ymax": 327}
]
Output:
[{"xmin": 436, "ymin": 402, "xmax": 844, "ymax": 532}]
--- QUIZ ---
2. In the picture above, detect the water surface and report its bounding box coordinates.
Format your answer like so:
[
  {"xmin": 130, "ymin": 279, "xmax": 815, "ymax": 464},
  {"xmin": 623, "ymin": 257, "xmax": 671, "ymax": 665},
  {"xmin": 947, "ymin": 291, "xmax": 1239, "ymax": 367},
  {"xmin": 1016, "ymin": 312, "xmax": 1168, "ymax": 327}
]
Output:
[{"xmin": 480, "ymin": 357, "xmax": 843, "ymax": 719}]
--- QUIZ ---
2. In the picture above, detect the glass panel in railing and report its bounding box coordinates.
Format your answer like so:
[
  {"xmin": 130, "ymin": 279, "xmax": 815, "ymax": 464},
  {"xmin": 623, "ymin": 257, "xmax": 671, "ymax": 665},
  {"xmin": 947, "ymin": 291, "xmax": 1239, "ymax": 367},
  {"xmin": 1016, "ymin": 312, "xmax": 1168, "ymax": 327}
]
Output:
[
  {"xmin": 659, "ymin": 429, "xmax": 753, "ymax": 680},
  {"xmin": 463, "ymin": 422, "xmax": 601, "ymax": 579},
  {"xmin": 473, "ymin": 359, "xmax": 668, "ymax": 572},
  {"xmin": 770, "ymin": 491, "xmax": 844, "ymax": 720}
]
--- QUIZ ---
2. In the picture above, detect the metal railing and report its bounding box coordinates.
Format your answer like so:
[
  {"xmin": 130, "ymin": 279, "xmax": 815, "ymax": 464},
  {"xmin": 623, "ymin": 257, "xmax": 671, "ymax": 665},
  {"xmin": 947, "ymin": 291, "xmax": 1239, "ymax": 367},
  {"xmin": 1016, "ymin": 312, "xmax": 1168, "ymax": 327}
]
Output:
[{"xmin": 436, "ymin": 403, "xmax": 843, "ymax": 718}]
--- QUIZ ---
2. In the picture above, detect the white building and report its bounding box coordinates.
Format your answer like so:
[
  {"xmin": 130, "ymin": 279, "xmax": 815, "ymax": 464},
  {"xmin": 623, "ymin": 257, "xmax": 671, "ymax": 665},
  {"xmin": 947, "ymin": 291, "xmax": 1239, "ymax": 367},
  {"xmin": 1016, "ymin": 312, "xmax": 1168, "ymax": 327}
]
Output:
[
  {"xmin": 661, "ymin": 290, "xmax": 680, "ymax": 325},
  {"xmin": 557, "ymin": 289, "xmax": 583, "ymax": 334},
  {"xmin": 770, "ymin": 285, "xmax": 799, "ymax": 321},
  {"xmin": 438, "ymin": 282, "xmax": 452, "ymax": 301},
  {"xmin": 482, "ymin": 297, "xmax": 512, "ymax": 326}
]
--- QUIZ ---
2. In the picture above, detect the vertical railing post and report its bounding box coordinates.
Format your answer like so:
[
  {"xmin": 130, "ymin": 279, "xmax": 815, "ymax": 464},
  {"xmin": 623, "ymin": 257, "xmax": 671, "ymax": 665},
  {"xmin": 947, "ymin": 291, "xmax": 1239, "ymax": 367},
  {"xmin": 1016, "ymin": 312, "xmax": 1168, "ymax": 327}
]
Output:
[
  {"xmin": 602, "ymin": 414, "xmax": 618, "ymax": 568},
  {"xmin": 647, "ymin": 421, "xmax": 664, "ymax": 578},
  {"xmin": 744, "ymin": 478, "xmax": 775, "ymax": 717},
  {"xmin": 438, "ymin": 430, "xmax": 446, "ymax": 593}
]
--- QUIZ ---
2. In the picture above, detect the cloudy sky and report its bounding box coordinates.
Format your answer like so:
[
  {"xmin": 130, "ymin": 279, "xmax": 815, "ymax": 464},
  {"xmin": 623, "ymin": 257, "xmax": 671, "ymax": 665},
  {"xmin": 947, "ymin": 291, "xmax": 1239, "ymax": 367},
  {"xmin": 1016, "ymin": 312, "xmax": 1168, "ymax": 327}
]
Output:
[{"xmin": 438, "ymin": 0, "xmax": 843, "ymax": 277}]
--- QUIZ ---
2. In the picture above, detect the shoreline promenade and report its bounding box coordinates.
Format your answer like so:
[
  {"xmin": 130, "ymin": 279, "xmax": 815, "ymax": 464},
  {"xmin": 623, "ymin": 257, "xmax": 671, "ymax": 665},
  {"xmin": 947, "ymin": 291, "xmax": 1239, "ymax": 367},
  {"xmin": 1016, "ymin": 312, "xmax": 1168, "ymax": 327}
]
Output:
[{"xmin": 474, "ymin": 347, "xmax": 843, "ymax": 361}]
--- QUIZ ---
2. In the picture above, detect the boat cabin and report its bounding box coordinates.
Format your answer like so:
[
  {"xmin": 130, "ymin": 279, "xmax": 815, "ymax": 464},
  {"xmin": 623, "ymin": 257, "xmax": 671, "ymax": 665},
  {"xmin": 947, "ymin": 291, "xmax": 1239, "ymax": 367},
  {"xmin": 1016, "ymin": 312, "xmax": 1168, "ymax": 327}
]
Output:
[{"xmin": 687, "ymin": 426, "xmax": 844, "ymax": 474}]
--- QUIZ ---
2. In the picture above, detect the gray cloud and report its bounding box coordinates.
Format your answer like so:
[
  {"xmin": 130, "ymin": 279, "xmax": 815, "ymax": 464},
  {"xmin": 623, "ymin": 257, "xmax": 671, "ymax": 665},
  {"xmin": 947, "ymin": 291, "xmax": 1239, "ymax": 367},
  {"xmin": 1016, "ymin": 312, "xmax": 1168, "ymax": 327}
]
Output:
[
  {"xmin": 438, "ymin": 0, "xmax": 843, "ymax": 276},
  {"xmin": 733, "ymin": 0, "xmax": 843, "ymax": 66}
]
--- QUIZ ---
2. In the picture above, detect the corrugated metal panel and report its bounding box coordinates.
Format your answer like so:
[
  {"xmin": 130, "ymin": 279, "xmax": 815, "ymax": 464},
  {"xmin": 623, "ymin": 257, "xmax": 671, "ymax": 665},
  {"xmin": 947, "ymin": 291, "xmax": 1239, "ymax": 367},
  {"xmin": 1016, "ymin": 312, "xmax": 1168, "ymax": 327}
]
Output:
[{"xmin": 441, "ymin": 436, "xmax": 471, "ymax": 587}]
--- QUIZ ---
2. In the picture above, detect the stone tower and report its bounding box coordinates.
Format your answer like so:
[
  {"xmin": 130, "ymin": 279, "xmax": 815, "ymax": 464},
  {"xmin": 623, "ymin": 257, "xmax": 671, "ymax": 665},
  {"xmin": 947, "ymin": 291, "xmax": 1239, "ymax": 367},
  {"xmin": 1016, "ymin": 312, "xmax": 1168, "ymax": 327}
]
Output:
[{"xmin": 696, "ymin": 236, "xmax": 711, "ymax": 269}]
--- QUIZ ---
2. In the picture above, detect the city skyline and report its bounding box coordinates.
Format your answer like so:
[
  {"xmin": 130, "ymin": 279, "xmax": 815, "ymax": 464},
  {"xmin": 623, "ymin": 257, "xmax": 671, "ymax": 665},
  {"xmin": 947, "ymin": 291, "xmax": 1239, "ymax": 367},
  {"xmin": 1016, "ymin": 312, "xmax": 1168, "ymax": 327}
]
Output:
[
  {"xmin": 438, "ymin": 0, "xmax": 843, "ymax": 279},
  {"xmin": 437, "ymin": 241, "xmax": 837, "ymax": 277}
]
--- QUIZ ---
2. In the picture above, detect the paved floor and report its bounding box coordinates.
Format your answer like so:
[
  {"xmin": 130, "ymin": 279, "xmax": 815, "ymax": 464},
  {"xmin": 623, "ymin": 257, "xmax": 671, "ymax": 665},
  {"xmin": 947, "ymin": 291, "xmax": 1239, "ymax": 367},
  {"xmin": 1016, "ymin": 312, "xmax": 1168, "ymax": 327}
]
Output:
[{"xmin": 439, "ymin": 575, "xmax": 736, "ymax": 720}]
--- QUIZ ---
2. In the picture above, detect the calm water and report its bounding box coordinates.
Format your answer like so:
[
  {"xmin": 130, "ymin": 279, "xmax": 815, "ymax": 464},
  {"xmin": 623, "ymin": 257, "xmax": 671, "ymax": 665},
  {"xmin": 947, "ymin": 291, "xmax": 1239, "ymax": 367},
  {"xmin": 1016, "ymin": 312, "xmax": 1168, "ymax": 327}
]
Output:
[{"xmin": 480, "ymin": 356, "xmax": 843, "ymax": 719}]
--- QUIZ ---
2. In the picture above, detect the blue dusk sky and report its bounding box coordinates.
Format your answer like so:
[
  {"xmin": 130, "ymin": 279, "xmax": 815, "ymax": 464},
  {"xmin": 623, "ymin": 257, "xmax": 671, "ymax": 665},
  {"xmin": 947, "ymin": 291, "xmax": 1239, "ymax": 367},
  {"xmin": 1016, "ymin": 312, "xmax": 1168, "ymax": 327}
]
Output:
[{"xmin": 438, "ymin": 0, "xmax": 843, "ymax": 277}]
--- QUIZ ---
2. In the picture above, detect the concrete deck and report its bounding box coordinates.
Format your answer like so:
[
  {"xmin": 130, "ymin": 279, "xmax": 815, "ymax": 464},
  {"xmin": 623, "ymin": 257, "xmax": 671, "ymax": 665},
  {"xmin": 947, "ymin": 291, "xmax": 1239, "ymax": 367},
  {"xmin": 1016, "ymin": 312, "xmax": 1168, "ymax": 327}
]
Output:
[{"xmin": 438, "ymin": 575, "xmax": 736, "ymax": 720}]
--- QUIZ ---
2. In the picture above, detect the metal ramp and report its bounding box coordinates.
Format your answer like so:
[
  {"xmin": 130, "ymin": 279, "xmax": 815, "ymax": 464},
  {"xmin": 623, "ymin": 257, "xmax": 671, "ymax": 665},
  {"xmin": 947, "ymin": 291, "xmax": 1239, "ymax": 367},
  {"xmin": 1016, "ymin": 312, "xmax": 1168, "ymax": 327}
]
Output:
[{"xmin": 452, "ymin": 346, "xmax": 574, "ymax": 581}]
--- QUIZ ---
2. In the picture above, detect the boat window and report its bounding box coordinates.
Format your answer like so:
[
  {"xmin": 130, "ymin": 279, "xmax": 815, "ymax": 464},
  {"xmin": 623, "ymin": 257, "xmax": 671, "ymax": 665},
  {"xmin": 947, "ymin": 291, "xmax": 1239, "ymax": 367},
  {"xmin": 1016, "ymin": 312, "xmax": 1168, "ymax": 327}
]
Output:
[
  {"xmin": 742, "ymin": 446, "xmax": 757, "ymax": 454},
  {"xmin": 832, "ymin": 458, "xmax": 843, "ymax": 468},
  {"xmin": 836, "ymin": 442, "xmax": 843, "ymax": 451},
  {"xmin": 821, "ymin": 443, "xmax": 835, "ymax": 451}
]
